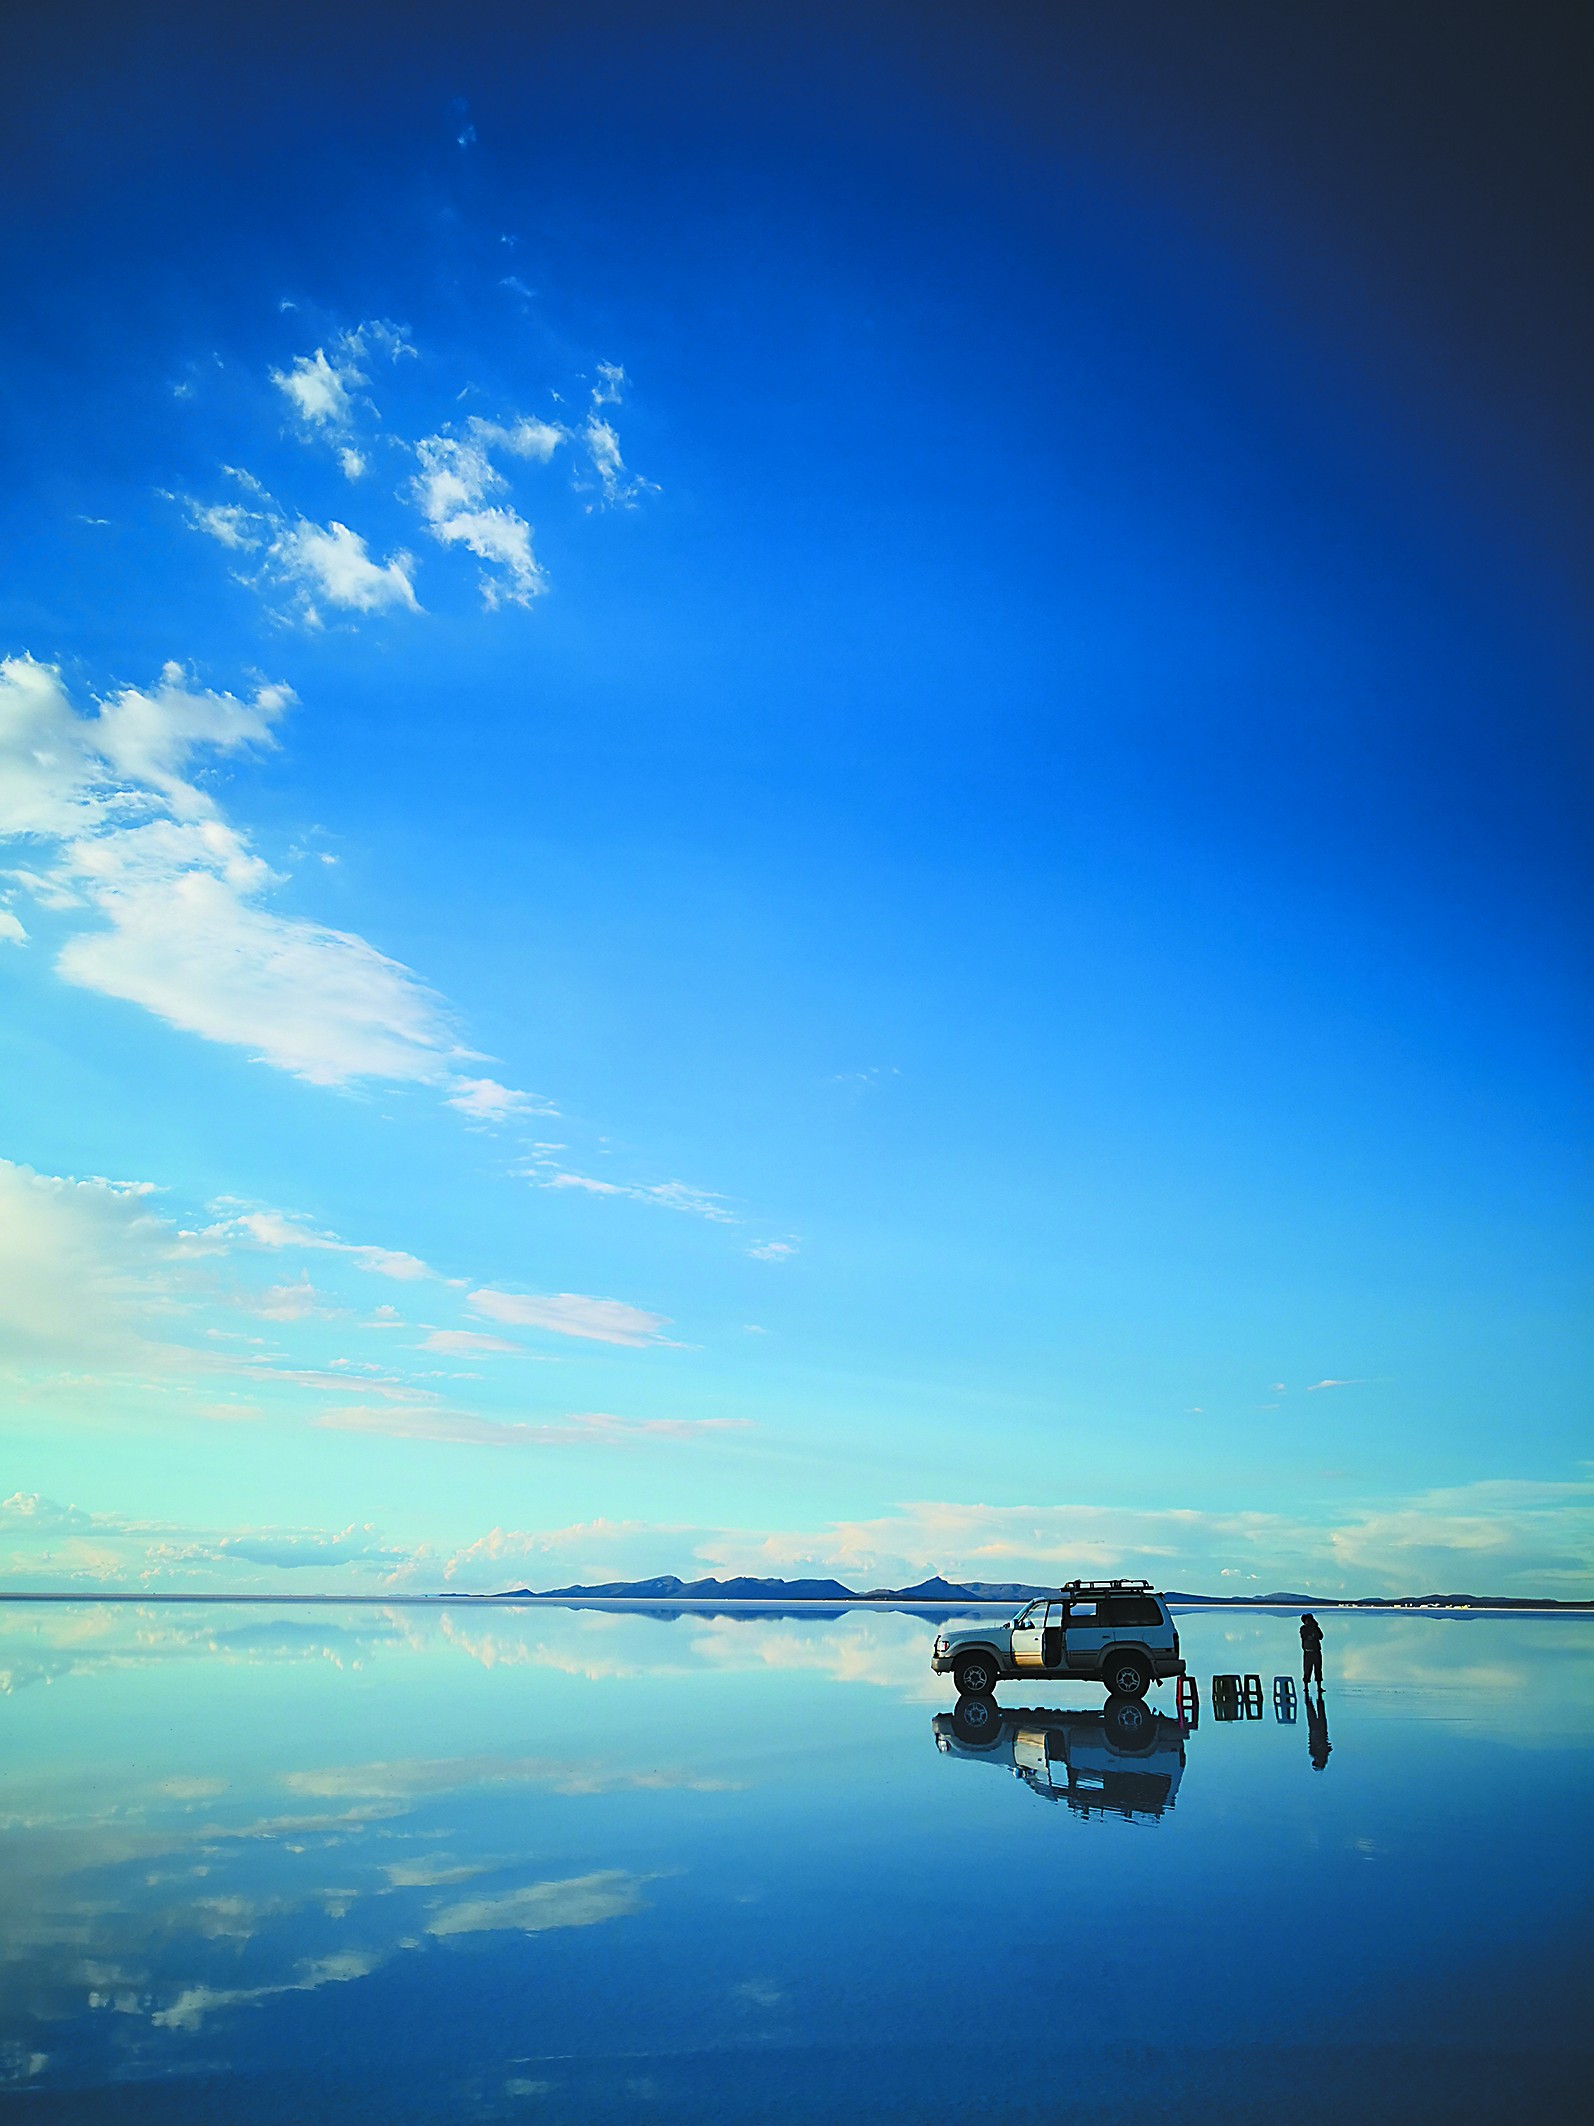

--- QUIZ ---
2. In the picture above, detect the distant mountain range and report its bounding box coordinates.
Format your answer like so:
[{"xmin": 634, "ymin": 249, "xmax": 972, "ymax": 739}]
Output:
[{"xmin": 484, "ymin": 1573, "xmax": 1592, "ymax": 1610}]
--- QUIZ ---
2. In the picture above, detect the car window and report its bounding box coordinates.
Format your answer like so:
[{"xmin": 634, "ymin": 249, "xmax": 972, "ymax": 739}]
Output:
[
  {"xmin": 1106, "ymin": 1596, "xmax": 1162, "ymax": 1628},
  {"xmin": 1066, "ymin": 1600, "xmax": 1100, "ymax": 1623}
]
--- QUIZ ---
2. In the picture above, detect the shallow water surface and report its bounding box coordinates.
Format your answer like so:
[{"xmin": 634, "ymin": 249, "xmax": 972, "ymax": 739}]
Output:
[{"xmin": 1, "ymin": 1602, "xmax": 1590, "ymax": 2122}]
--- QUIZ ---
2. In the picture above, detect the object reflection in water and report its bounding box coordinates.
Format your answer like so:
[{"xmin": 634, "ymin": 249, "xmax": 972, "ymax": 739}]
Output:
[{"xmin": 934, "ymin": 1694, "xmax": 1186, "ymax": 1819}]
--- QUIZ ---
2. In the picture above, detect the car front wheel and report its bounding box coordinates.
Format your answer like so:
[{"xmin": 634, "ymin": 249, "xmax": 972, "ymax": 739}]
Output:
[
  {"xmin": 1102, "ymin": 1649, "xmax": 1151, "ymax": 1699},
  {"xmin": 953, "ymin": 1652, "xmax": 999, "ymax": 1697}
]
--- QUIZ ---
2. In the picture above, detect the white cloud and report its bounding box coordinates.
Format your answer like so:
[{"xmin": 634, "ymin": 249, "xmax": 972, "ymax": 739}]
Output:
[
  {"xmin": 8, "ymin": 1466, "xmax": 1587, "ymax": 1602},
  {"xmin": 287, "ymin": 1753, "xmax": 725, "ymax": 1800},
  {"xmin": 690, "ymin": 1486, "xmax": 1594, "ymax": 1599},
  {"xmin": 185, "ymin": 500, "xmax": 262, "ymax": 549},
  {"xmin": 446, "ymin": 1076, "xmax": 557, "ymax": 1125},
  {"xmin": 91, "ymin": 670, "xmax": 291, "ymax": 813},
  {"xmin": 0, "ymin": 1159, "xmax": 196, "ymax": 1374},
  {"xmin": 419, "ymin": 1329, "xmax": 524, "ymax": 1355},
  {"xmin": 0, "ymin": 908, "xmax": 24, "ymax": 943},
  {"xmin": 340, "ymin": 318, "xmax": 417, "ymax": 364},
  {"xmin": 1, "ymin": 654, "xmax": 282, "ymax": 840},
  {"xmin": 207, "ymin": 1206, "xmax": 435, "ymax": 1280},
  {"xmin": 1306, "ymin": 1377, "xmax": 1363, "ymax": 1391},
  {"xmin": 154, "ymin": 1951, "xmax": 381, "ymax": 2032},
  {"xmin": 56, "ymin": 841, "xmax": 453, "ymax": 1083},
  {"xmin": 527, "ymin": 1164, "xmax": 733, "ymax": 1222},
  {"xmin": 271, "ymin": 519, "xmax": 418, "ymax": 616},
  {"xmin": 267, "ymin": 324, "xmax": 415, "ymax": 483},
  {"xmin": 410, "ymin": 427, "xmax": 546, "ymax": 606},
  {"xmin": 468, "ymin": 1288, "xmax": 675, "ymax": 1346},
  {"xmin": 185, "ymin": 328, "xmax": 649, "ymax": 616},
  {"xmin": 426, "ymin": 1871, "xmax": 647, "ymax": 1938},
  {"xmin": 582, "ymin": 415, "xmax": 629, "ymax": 502},
  {"xmin": 1325, "ymin": 1480, "xmax": 1594, "ymax": 1589},
  {"xmin": 577, "ymin": 369, "xmax": 651, "ymax": 506},
  {"xmin": 1, "ymin": 1489, "xmax": 106, "ymax": 1536},
  {"xmin": 182, "ymin": 475, "xmax": 418, "ymax": 625},
  {"xmin": 314, "ymin": 1405, "xmax": 747, "ymax": 1448},
  {"xmin": 272, "ymin": 347, "xmax": 361, "ymax": 428},
  {"xmin": 1, "ymin": 657, "xmax": 459, "ymax": 1086},
  {"xmin": 0, "ymin": 1488, "xmax": 426, "ymax": 1593},
  {"xmin": 747, "ymin": 1239, "xmax": 797, "ymax": 1261},
  {"xmin": 250, "ymin": 1276, "xmax": 334, "ymax": 1321},
  {"xmin": 201, "ymin": 1523, "xmax": 409, "ymax": 1570},
  {"xmin": 473, "ymin": 415, "xmax": 565, "ymax": 462}
]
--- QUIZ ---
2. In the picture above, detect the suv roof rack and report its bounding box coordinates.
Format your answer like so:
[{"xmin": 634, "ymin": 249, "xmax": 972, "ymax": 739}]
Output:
[{"xmin": 1061, "ymin": 1578, "xmax": 1155, "ymax": 1594}]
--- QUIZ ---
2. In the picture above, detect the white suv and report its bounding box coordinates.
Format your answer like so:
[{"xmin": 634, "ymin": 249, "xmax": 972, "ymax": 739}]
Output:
[{"xmin": 931, "ymin": 1579, "xmax": 1185, "ymax": 1700}]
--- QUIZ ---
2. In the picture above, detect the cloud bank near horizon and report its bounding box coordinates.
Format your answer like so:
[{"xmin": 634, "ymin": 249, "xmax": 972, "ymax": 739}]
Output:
[{"xmin": 4, "ymin": 1478, "xmax": 1589, "ymax": 1603}]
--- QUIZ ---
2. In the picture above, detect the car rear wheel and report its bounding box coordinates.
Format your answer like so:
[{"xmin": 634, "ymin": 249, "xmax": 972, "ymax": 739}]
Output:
[
  {"xmin": 1102, "ymin": 1648, "xmax": 1151, "ymax": 1699},
  {"xmin": 953, "ymin": 1651, "xmax": 999, "ymax": 1697}
]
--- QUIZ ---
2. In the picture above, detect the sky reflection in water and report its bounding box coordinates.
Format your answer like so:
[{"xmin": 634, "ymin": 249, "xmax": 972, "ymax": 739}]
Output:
[{"xmin": 1, "ymin": 1605, "xmax": 1590, "ymax": 2123}]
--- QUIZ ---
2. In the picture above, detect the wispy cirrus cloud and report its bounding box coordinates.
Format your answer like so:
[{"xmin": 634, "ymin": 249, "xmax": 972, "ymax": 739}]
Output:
[
  {"xmin": 576, "ymin": 365, "xmax": 654, "ymax": 508},
  {"xmin": 203, "ymin": 1204, "xmax": 436, "ymax": 1282},
  {"xmin": 417, "ymin": 1329, "xmax": 526, "ymax": 1356},
  {"xmin": 0, "ymin": 1152, "xmax": 703, "ymax": 1474},
  {"xmin": 313, "ymin": 1406, "xmax": 747, "ymax": 1449},
  {"xmin": 446, "ymin": 1077, "xmax": 557, "ymax": 1126},
  {"xmin": 468, "ymin": 1288, "xmax": 676, "ymax": 1346},
  {"xmin": 523, "ymin": 1158, "xmax": 734, "ymax": 1223}
]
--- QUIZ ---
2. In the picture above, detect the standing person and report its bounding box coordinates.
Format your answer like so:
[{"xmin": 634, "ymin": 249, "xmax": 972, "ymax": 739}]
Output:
[{"xmin": 1299, "ymin": 1611, "xmax": 1324, "ymax": 1689}]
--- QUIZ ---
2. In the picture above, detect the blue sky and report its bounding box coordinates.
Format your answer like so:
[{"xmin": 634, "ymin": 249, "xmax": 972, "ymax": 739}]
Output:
[{"xmin": 2, "ymin": 3, "xmax": 1589, "ymax": 1594}]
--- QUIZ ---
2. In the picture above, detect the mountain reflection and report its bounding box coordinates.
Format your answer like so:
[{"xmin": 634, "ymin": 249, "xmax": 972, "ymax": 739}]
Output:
[{"xmin": 934, "ymin": 1698, "xmax": 1187, "ymax": 1819}]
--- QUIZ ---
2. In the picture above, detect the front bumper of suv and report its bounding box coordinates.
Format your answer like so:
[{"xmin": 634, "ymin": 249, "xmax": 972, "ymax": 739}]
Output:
[{"xmin": 931, "ymin": 1641, "xmax": 985, "ymax": 1675}]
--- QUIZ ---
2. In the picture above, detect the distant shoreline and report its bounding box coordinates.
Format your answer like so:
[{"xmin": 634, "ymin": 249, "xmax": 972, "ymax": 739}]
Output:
[{"xmin": 0, "ymin": 1592, "xmax": 1589, "ymax": 1613}]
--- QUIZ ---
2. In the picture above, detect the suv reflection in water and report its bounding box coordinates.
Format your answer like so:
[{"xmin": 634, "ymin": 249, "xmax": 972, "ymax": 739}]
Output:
[{"xmin": 933, "ymin": 1696, "xmax": 1187, "ymax": 1821}]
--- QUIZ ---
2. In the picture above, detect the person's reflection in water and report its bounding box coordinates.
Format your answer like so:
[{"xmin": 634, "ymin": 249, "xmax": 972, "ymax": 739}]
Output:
[{"xmin": 1305, "ymin": 1686, "xmax": 1332, "ymax": 1771}]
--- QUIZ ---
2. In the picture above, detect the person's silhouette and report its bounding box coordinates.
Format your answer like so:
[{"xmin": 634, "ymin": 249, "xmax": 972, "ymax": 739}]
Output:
[
  {"xmin": 1299, "ymin": 1611, "xmax": 1324, "ymax": 1689},
  {"xmin": 1305, "ymin": 1687, "xmax": 1332, "ymax": 1771}
]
